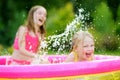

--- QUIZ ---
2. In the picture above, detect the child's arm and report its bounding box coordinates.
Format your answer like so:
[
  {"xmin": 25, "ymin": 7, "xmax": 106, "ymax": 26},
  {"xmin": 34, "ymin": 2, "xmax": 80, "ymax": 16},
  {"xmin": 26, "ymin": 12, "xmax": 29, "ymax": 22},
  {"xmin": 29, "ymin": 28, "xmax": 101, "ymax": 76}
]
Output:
[
  {"xmin": 31, "ymin": 55, "xmax": 50, "ymax": 64},
  {"xmin": 64, "ymin": 53, "xmax": 74, "ymax": 62},
  {"xmin": 18, "ymin": 26, "xmax": 36, "ymax": 58}
]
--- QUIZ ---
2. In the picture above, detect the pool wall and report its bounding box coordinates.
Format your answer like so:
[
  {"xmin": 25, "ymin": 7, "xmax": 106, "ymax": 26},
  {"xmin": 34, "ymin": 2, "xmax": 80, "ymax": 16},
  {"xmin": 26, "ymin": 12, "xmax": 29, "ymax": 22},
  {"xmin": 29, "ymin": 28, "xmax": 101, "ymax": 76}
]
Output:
[{"xmin": 0, "ymin": 55, "xmax": 120, "ymax": 80}]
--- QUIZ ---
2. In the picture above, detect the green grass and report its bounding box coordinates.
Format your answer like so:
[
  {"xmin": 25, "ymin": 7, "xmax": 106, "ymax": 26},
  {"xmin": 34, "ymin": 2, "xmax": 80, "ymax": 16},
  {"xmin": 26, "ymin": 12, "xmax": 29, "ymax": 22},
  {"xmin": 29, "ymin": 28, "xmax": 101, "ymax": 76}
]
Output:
[
  {"xmin": 95, "ymin": 50, "xmax": 120, "ymax": 56},
  {"xmin": 0, "ymin": 48, "xmax": 120, "ymax": 56},
  {"xmin": 46, "ymin": 49, "xmax": 120, "ymax": 56},
  {"xmin": 0, "ymin": 49, "xmax": 11, "ymax": 56}
]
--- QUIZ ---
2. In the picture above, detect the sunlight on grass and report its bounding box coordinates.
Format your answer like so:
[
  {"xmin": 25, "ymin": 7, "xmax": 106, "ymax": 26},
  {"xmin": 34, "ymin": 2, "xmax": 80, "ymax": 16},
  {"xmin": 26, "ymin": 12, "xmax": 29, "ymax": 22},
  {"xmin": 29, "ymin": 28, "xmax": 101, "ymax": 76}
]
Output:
[{"xmin": 95, "ymin": 50, "xmax": 120, "ymax": 56}]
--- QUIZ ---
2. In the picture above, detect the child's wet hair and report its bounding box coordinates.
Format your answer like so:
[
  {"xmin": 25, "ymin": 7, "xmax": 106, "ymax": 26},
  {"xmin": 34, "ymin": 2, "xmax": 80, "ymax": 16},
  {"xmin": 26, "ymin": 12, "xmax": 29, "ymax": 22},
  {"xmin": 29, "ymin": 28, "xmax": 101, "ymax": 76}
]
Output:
[{"xmin": 70, "ymin": 30, "xmax": 94, "ymax": 52}]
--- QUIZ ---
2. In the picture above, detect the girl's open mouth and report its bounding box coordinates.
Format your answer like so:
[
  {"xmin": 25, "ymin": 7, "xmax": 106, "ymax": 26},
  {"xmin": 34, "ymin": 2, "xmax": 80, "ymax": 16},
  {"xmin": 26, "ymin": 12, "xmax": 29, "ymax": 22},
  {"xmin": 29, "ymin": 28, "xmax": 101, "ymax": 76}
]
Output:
[
  {"xmin": 86, "ymin": 52, "xmax": 92, "ymax": 58},
  {"xmin": 39, "ymin": 19, "xmax": 43, "ymax": 22}
]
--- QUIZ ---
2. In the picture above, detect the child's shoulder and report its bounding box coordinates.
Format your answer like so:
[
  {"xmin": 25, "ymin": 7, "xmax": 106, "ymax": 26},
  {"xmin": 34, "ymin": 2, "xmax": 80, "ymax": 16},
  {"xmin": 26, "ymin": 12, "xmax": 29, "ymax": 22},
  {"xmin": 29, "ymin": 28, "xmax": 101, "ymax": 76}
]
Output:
[
  {"xmin": 18, "ymin": 25, "xmax": 26, "ymax": 31},
  {"xmin": 17, "ymin": 26, "xmax": 27, "ymax": 36},
  {"xmin": 17, "ymin": 26, "xmax": 28, "ymax": 33}
]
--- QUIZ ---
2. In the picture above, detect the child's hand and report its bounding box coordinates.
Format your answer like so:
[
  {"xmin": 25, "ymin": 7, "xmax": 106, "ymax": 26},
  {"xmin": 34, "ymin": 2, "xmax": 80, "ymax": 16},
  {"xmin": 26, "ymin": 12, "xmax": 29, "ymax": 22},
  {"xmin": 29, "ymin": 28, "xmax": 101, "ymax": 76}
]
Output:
[
  {"xmin": 31, "ymin": 55, "xmax": 50, "ymax": 64},
  {"xmin": 40, "ymin": 56, "xmax": 50, "ymax": 64},
  {"xmin": 31, "ymin": 55, "xmax": 40, "ymax": 65}
]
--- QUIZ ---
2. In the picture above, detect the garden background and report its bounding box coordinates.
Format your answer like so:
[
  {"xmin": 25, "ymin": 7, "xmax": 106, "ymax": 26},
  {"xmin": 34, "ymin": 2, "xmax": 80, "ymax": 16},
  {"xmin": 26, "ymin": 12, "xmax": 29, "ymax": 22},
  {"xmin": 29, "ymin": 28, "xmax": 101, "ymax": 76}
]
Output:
[{"xmin": 0, "ymin": 0, "xmax": 120, "ymax": 55}]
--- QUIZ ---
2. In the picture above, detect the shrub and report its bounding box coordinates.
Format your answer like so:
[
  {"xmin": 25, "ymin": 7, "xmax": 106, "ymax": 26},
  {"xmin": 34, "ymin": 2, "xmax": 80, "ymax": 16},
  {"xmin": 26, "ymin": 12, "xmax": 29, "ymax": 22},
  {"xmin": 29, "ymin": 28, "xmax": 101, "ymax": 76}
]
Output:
[{"xmin": 102, "ymin": 35, "xmax": 119, "ymax": 51}]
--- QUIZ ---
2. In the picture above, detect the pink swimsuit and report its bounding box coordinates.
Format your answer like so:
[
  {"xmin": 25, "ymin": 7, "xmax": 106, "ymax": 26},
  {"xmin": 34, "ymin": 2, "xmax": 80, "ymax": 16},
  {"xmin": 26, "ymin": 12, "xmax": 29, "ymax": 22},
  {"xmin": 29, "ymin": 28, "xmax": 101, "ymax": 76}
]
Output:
[
  {"xmin": 13, "ymin": 32, "xmax": 39, "ymax": 53},
  {"xmin": 10, "ymin": 32, "xmax": 39, "ymax": 65}
]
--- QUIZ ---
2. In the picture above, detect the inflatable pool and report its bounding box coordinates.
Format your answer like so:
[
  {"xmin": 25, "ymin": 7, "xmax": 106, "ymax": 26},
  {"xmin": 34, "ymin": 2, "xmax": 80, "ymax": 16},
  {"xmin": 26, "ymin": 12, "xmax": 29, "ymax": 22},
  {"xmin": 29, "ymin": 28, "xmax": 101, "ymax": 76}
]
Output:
[{"xmin": 0, "ymin": 55, "xmax": 120, "ymax": 80}]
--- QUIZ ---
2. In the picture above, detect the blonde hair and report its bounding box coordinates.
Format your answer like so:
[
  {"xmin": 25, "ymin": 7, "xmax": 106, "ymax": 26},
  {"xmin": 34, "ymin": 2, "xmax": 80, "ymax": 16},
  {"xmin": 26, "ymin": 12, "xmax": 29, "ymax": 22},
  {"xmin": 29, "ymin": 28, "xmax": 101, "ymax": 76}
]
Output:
[
  {"xmin": 71, "ymin": 30, "xmax": 94, "ymax": 52},
  {"xmin": 26, "ymin": 5, "xmax": 47, "ymax": 38}
]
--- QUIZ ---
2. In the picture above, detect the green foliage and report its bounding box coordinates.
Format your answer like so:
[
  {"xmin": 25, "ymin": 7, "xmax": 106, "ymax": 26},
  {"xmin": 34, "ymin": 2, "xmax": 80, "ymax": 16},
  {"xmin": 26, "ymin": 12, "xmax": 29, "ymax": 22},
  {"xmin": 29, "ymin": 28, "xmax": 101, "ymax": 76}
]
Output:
[
  {"xmin": 116, "ymin": 25, "xmax": 120, "ymax": 37},
  {"xmin": 0, "ymin": 44, "xmax": 13, "ymax": 55},
  {"xmin": 0, "ymin": 19, "xmax": 5, "ymax": 45},
  {"xmin": 0, "ymin": 0, "xmax": 27, "ymax": 46},
  {"xmin": 102, "ymin": 35, "xmax": 119, "ymax": 51},
  {"xmin": 73, "ymin": 0, "xmax": 105, "ymax": 13},
  {"xmin": 116, "ymin": 5, "xmax": 120, "ymax": 36},
  {"xmin": 0, "ymin": 48, "xmax": 10, "ymax": 56},
  {"xmin": 93, "ymin": 2, "xmax": 114, "ymax": 34},
  {"xmin": 7, "ymin": 11, "xmax": 27, "ymax": 45},
  {"xmin": 92, "ymin": 2, "xmax": 119, "ymax": 51},
  {"xmin": 95, "ymin": 50, "xmax": 120, "ymax": 56},
  {"xmin": 46, "ymin": 2, "xmax": 75, "ymax": 36}
]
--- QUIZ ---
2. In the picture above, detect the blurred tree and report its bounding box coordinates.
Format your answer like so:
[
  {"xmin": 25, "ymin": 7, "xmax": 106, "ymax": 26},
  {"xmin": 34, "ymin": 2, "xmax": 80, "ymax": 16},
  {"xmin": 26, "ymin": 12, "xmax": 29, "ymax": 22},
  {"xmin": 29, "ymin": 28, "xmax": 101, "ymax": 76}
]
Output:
[
  {"xmin": 107, "ymin": 0, "xmax": 120, "ymax": 21},
  {"xmin": 72, "ymin": 0, "xmax": 120, "ymax": 24},
  {"xmin": 72, "ymin": 0, "xmax": 105, "ymax": 23},
  {"xmin": 0, "ymin": 0, "xmax": 17, "ymax": 46},
  {"xmin": 46, "ymin": 2, "xmax": 74, "ymax": 36},
  {"xmin": 93, "ymin": 2, "xmax": 114, "ymax": 34},
  {"xmin": 72, "ymin": 0, "xmax": 105, "ymax": 13},
  {"xmin": 116, "ymin": 5, "xmax": 120, "ymax": 36},
  {"xmin": 93, "ymin": 2, "xmax": 119, "ymax": 51}
]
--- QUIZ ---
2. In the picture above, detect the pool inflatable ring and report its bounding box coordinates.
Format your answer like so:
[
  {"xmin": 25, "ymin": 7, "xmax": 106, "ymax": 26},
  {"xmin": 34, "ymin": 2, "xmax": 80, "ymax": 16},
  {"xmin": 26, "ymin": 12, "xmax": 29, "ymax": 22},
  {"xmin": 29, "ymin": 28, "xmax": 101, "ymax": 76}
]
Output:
[{"xmin": 0, "ymin": 55, "xmax": 120, "ymax": 80}]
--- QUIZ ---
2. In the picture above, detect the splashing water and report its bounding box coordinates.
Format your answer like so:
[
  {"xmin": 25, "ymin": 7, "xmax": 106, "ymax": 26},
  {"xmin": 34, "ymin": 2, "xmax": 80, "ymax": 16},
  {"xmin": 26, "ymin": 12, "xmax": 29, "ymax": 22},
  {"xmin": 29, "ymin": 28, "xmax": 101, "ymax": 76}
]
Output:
[{"xmin": 41, "ymin": 8, "xmax": 90, "ymax": 55}]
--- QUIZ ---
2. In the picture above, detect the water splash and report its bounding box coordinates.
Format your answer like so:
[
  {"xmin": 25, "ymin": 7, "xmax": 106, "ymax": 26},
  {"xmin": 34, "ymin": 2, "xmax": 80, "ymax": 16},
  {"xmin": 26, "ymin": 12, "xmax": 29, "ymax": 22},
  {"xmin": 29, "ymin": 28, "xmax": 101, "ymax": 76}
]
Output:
[{"xmin": 41, "ymin": 8, "xmax": 90, "ymax": 54}]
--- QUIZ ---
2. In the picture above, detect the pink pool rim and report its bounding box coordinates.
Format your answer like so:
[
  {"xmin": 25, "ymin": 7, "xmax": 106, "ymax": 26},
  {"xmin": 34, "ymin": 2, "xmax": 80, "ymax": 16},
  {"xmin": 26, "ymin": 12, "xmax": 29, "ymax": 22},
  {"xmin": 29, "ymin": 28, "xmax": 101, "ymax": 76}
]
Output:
[{"xmin": 0, "ymin": 55, "xmax": 120, "ymax": 80}]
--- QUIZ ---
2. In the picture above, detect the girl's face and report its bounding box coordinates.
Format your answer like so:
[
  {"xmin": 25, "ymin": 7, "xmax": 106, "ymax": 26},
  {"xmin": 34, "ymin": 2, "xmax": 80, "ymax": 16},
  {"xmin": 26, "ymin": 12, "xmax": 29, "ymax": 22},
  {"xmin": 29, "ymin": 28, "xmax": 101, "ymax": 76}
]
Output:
[
  {"xmin": 77, "ymin": 36, "xmax": 94, "ymax": 61},
  {"xmin": 33, "ymin": 7, "xmax": 47, "ymax": 27}
]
